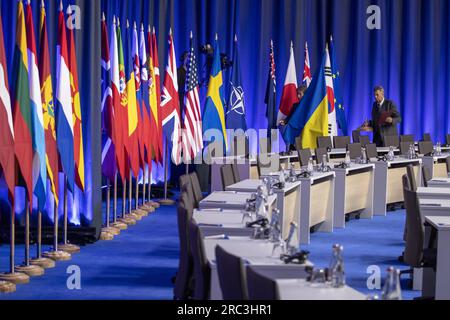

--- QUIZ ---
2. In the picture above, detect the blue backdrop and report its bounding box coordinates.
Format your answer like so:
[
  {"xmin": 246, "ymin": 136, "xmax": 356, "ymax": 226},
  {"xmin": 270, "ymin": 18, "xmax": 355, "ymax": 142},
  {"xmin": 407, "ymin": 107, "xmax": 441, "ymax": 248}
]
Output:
[{"xmin": 1, "ymin": 0, "xmax": 450, "ymax": 227}]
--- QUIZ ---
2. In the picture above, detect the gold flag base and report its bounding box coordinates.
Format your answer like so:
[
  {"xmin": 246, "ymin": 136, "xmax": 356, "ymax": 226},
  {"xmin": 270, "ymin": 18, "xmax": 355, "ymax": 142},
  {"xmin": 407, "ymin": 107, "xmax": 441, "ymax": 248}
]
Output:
[
  {"xmin": 159, "ymin": 199, "xmax": 175, "ymax": 206},
  {"xmin": 42, "ymin": 250, "xmax": 72, "ymax": 261},
  {"xmin": 58, "ymin": 243, "xmax": 81, "ymax": 254},
  {"xmin": 100, "ymin": 231, "xmax": 114, "ymax": 241},
  {"xmin": 15, "ymin": 265, "xmax": 45, "ymax": 277},
  {"xmin": 0, "ymin": 281, "xmax": 16, "ymax": 293},
  {"xmin": 102, "ymin": 226, "xmax": 121, "ymax": 235},
  {"xmin": 140, "ymin": 205, "xmax": 155, "ymax": 213},
  {"xmin": 149, "ymin": 201, "xmax": 160, "ymax": 208},
  {"xmin": 128, "ymin": 213, "xmax": 142, "ymax": 221},
  {"xmin": 133, "ymin": 209, "xmax": 148, "ymax": 217},
  {"xmin": 30, "ymin": 257, "xmax": 56, "ymax": 269},
  {"xmin": 0, "ymin": 272, "xmax": 29, "ymax": 285},
  {"xmin": 111, "ymin": 222, "xmax": 128, "ymax": 230},
  {"xmin": 118, "ymin": 217, "xmax": 136, "ymax": 225}
]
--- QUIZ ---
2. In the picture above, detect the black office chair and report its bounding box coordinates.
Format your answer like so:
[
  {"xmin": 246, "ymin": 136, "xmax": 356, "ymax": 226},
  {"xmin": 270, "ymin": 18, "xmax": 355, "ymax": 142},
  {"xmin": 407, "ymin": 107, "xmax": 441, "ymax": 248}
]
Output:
[
  {"xmin": 422, "ymin": 166, "xmax": 432, "ymax": 187},
  {"xmin": 189, "ymin": 172, "xmax": 203, "ymax": 207},
  {"xmin": 231, "ymin": 163, "xmax": 241, "ymax": 183},
  {"xmin": 297, "ymin": 148, "xmax": 312, "ymax": 167},
  {"xmin": 400, "ymin": 134, "xmax": 415, "ymax": 143},
  {"xmin": 333, "ymin": 136, "xmax": 351, "ymax": 149},
  {"xmin": 257, "ymin": 154, "xmax": 281, "ymax": 176},
  {"xmin": 315, "ymin": 148, "xmax": 328, "ymax": 165},
  {"xmin": 418, "ymin": 141, "xmax": 433, "ymax": 155},
  {"xmin": 317, "ymin": 136, "xmax": 332, "ymax": 149},
  {"xmin": 383, "ymin": 135, "xmax": 400, "ymax": 148},
  {"xmin": 406, "ymin": 164, "xmax": 418, "ymax": 191},
  {"xmin": 174, "ymin": 194, "xmax": 194, "ymax": 300},
  {"xmin": 359, "ymin": 135, "xmax": 371, "ymax": 146},
  {"xmin": 352, "ymin": 130, "xmax": 361, "ymax": 143},
  {"xmin": 446, "ymin": 134, "xmax": 450, "ymax": 146},
  {"xmin": 400, "ymin": 141, "xmax": 413, "ymax": 155},
  {"xmin": 215, "ymin": 245, "xmax": 248, "ymax": 300},
  {"xmin": 180, "ymin": 175, "xmax": 195, "ymax": 207},
  {"xmin": 295, "ymin": 137, "xmax": 302, "ymax": 151},
  {"xmin": 347, "ymin": 143, "xmax": 362, "ymax": 160},
  {"xmin": 422, "ymin": 133, "xmax": 432, "ymax": 142},
  {"xmin": 365, "ymin": 143, "xmax": 378, "ymax": 159},
  {"xmin": 221, "ymin": 165, "xmax": 236, "ymax": 190},
  {"xmin": 234, "ymin": 135, "xmax": 249, "ymax": 157},
  {"xmin": 189, "ymin": 219, "xmax": 211, "ymax": 300},
  {"xmin": 446, "ymin": 156, "xmax": 450, "ymax": 173}
]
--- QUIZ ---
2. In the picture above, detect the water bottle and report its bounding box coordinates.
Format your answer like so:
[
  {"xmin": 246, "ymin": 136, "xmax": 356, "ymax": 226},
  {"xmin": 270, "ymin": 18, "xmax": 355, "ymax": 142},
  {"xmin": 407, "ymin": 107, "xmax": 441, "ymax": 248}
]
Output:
[
  {"xmin": 437, "ymin": 141, "xmax": 442, "ymax": 156},
  {"xmin": 307, "ymin": 157, "xmax": 314, "ymax": 174},
  {"xmin": 329, "ymin": 244, "xmax": 346, "ymax": 288},
  {"xmin": 322, "ymin": 154, "xmax": 328, "ymax": 167},
  {"xmin": 361, "ymin": 147, "xmax": 368, "ymax": 164},
  {"xmin": 409, "ymin": 144, "xmax": 415, "ymax": 159},
  {"xmin": 344, "ymin": 151, "xmax": 351, "ymax": 166},
  {"xmin": 388, "ymin": 146, "xmax": 395, "ymax": 161},
  {"xmin": 381, "ymin": 267, "xmax": 402, "ymax": 300}
]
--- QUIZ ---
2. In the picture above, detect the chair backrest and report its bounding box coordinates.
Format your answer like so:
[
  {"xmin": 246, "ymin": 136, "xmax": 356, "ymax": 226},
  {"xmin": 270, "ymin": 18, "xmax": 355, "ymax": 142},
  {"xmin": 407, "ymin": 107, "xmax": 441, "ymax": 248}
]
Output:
[
  {"xmin": 418, "ymin": 141, "xmax": 433, "ymax": 155},
  {"xmin": 446, "ymin": 156, "xmax": 450, "ymax": 173},
  {"xmin": 297, "ymin": 149, "xmax": 312, "ymax": 167},
  {"xmin": 215, "ymin": 245, "xmax": 248, "ymax": 300},
  {"xmin": 317, "ymin": 136, "xmax": 332, "ymax": 149},
  {"xmin": 315, "ymin": 148, "xmax": 328, "ymax": 164},
  {"xmin": 402, "ymin": 174, "xmax": 411, "ymax": 191},
  {"xmin": 180, "ymin": 175, "xmax": 195, "ymax": 208},
  {"xmin": 295, "ymin": 137, "xmax": 302, "ymax": 151},
  {"xmin": 383, "ymin": 135, "xmax": 400, "ymax": 147},
  {"xmin": 365, "ymin": 143, "xmax": 378, "ymax": 159},
  {"xmin": 246, "ymin": 266, "xmax": 278, "ymax": 300},
  {"xmin": 189, "ymin": 220, "xmax": 211, "ymax": 300},
  {"xmin": 422, "ymin": 166, "xmax": 432, "ymax": 187},
  {"xmin": 231, "ymin": 163, "xmax": 241, "ymax": 183},
  {"xmin": 400, "ymin": 134, "xmax": 415, "ymax": 143},
  {"xmin": 189, "ymin": 172, "xmax": 203, "ymax": 207},
  {"xmin": 347, "ymin": 143, "xmax": 362, "ymax": 160},
  {"xmin": 352, "ymin": 130, "xmax": 361, "ymax": 143},
  {"xmin": 359, "ymin": 135, "xmax": 370, "ymax": 146},
  {"xmin": 400, "ymin": 141, "xmax": 413, "ymax": 155},
  {"xmin": 257, "ymin": 154, "xmax": 281, "ymax": 176},
  {"xmin": 333, "ymin": 136, "xmax": 351, "ymax": 149},
  {"xmin": 234, "ymin": 135, "xmax": 249, "ymax": 157},
  {"xmin": 422, "ymin": 133, "xmax": 432, "ymax": 142},
  {"xmin": 402, "ymin": 187, "xmax": 424, "ymax": 268},
  {"xmin": 446, "ymin": 134, "xmax": 450, "ymax": 146},
  {"xmin": 174, "ymin": 196, "xmax": 194, "ymax": 299},
  {"xmin": 221, "ymin": 165, "xmax": 236, "ymax": 190},
  {"xmin": 406, "ymin": 164, "xmax": 417, "ymax": 191}
]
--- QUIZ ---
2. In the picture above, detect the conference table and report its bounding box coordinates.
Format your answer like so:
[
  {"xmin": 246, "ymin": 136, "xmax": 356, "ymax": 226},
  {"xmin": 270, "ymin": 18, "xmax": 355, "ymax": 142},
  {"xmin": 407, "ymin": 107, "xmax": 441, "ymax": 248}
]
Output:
[
  {"xmin": 417, "ymin": 187, "xmax": 450, "ymax": 201},
  {"xmin": 332, "ymin": 163, "xmax": 375, "ymax": 228},
  {"xmin": 199, "ymin": 191, "xmax": 277, "ymax": 211},
  {"xmin": 422, "ymin": 154, "xmax": 450, "ymax": 178},
  {"xmin": 427, "ymin": 177, "xmax": 450, "ymax": 188},
  {"xmin": 419, "ymin": 198, "xmax": 450, "ymax": 219},
  {"xmin": 423, "ymin": 216, "xmax": 450, "ymax": 300},
  {"xmin": 225, "ymin": 180, "xmax": 301, "ymax": 240},
  {"xmin": 373, "ymin": 157, "xmax": 422, "ymax": 216}
]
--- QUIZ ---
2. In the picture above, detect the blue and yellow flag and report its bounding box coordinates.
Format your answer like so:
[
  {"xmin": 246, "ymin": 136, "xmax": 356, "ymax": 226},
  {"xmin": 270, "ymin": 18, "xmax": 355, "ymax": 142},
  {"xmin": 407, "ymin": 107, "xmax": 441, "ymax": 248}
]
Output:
[
  {"xmin": 282, "ymin": 51, "xmax": 329, "ymax": 149},
  {"xmin": 202, "ymin": 35, "xmax": 228, "ymax": 150}
]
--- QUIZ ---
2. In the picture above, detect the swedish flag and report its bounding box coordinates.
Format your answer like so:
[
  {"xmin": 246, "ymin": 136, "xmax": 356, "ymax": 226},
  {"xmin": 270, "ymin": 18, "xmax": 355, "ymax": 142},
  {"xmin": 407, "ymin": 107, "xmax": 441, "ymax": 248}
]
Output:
[
  {"xmin": 202, "ymin": 35, "xmax": 228, "ymax": 150},
  {"xmin": 282, "ymin": 51, "xmax": 329, "ymax": 149}
]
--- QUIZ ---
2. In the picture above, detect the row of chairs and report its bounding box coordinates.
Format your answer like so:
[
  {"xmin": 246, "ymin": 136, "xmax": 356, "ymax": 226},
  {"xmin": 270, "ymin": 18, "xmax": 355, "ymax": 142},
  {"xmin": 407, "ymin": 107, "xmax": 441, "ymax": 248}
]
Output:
[{"xmin": 220, "ymin": 164, "xmax": 241, "ymax": 190}]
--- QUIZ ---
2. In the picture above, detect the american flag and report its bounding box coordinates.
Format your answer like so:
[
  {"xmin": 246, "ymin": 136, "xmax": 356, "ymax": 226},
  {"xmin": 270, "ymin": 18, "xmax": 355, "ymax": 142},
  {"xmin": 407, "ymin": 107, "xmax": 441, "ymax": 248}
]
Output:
[
  {"xmin": 303, "ymin": 42, "xmax": 312, "ymax": 87},
  {"xmin": 182, "ymin": 32, "xmax": 203, "ymax": 162}
]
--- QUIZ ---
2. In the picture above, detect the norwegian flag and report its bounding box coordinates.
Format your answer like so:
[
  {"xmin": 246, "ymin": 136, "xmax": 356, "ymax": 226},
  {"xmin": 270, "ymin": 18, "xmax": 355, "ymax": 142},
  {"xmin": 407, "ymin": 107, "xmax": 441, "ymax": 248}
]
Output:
[
  {"xmin": 161, "ymin": 30, "xmax": 182, "ymax": 165},
  {"xmin": 182, "ymin": 32, "xmax": 203, "ymax": 163},
  {"xmin": 303, "ymin": 42, "xmax": 312, "ymax": 88}
]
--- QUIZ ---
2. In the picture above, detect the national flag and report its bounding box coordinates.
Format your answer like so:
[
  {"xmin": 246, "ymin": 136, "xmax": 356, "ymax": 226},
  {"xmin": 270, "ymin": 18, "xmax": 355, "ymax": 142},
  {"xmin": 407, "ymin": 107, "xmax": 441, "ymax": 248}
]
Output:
[
  {"xmin": 330, "ymin": 35, "xmax": 348, "ymax": 136},
  {"xmin": 0, "ymin": 13, "xmax": 15, "ymax": 201},
  {"xmin": 303, "ymin": 42, "xmax": 312, "ymax": 88},
  {"xmin": 101, "ymin": 13, "xmax": 116, "ymax": 182},
  {"xmin": 325, "ymin": 44, "xmax": 338, "ymax": 138},
  {"xmin": 26, "ymin": 0, "xmax": 47, "ymax": 211},
  {"xmin": 150, "ymin": 27, "xmax": 164, "ymax": 164},
  {"xmin": 226, "ymin": 34, "xmax": 247, "ymax": 131},
  {"xmin": 265, "ymin": 40, "xmax": 277, "ymax": 135},
  {"xmin": 113, "ymin": 19, "xmax": 130, "ymax": 182},
  {"xmin": 277, "ymin": 42, "xmax": 299, "ymax": 123},
  {"xmin": 182, "ymin": 31, "xmax": 203, "ymax": 163},
  {"xmin": 161, "ymin": 29, "xmax": 182, "ymax": 165},
  {"xmin": 67, "ymin": 4, "xmax": 85, "ymax": 191},
  {"xmin": 202, "ymin": 34, "xmax": 228, "ymax": 150},
  {"xmin": 39, "ymin": 0, "xmax": 59, "ymax": 204},
  {"xmin": 282, "ymin": 50, "xmax": 329, "ymax": 149},
  {"xmin": 124, "ymin": 21, "xmax": 140, "ymax": 177},
  {"xmin": 12, "ymin": 0, "xmax": 33, "ymax": 206}
]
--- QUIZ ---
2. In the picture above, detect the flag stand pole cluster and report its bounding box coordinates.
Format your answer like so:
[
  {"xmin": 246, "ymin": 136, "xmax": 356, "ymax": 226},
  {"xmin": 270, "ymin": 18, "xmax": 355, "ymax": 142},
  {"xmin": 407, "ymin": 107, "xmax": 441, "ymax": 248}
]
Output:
[
  {"xmin": 57, "ymin": 178, "xmax": 80, "ymax": 254},
  {"xmin": 159, "ymin": 141, "xmax": 175, "ymax": 205},
  {"xmin": 42, "ymin": 203, "xmax": 71, "ymax": 261},
  {"xmin": 29, "ymin": 210, "xmax": 56, "ymax": 268},
  {"xmin": 111, "ymin": 174, "xmax": 128, "ymax": 230}
]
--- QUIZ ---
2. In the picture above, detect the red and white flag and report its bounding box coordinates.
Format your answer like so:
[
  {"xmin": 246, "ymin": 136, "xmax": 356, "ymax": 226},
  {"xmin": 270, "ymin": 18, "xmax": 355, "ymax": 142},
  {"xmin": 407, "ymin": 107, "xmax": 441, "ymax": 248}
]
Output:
[
  {"xmin": 278, "ymin": 42, "xmax": 299, "ymax": 123},
  {"xmin": 303, "ymin": 42, "xmax": 312, "ymax": 87},
  {"xmin": 325, "ymin": 45, "xmax": 337, "ymax": 138}
]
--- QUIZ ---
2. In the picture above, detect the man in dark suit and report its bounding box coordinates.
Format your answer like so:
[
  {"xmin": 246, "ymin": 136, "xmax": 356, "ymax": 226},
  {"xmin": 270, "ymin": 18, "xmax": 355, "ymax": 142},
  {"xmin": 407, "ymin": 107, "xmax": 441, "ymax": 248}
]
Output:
[{"xmin": 362, "ymin": 86, "xmax": 401, "ymax": 146}]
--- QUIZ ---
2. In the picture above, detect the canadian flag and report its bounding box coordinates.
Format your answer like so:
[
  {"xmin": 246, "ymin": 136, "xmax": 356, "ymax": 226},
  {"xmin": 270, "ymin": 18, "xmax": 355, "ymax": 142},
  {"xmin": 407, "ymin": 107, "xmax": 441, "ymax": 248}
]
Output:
[{"xmin": 277, "ymin": 42, "xmax": 299, "ymax": 123}]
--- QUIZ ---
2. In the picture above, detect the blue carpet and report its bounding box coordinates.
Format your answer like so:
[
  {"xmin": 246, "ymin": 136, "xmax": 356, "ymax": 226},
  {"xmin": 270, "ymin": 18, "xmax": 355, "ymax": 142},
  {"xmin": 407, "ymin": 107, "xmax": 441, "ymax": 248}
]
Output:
[{"xmin": 1, "ymin": 201, "xmax": 420, "ymax": 300}]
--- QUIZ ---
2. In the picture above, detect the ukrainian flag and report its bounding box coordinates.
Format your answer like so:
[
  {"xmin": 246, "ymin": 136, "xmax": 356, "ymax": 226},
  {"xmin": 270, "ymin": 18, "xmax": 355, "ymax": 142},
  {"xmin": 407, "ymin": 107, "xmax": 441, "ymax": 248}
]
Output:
[
  {"xmin": 282, "ymin": 51, "xmax": 328, "ymax": 149},
  {"xmin": 202, "ymin": 35, "xmax": 228, "ymax": 150}
]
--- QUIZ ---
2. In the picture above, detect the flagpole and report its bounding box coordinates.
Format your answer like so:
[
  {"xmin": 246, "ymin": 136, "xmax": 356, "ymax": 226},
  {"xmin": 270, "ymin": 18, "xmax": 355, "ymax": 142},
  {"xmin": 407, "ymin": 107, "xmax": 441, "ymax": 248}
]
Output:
[
  {"xmin": 58, "ymin": 177, "xmax": 80, "ymax": 253},
  {"xmin": 30, "ymin": 210, "xmax": 55, "ymax": 268},
  {"xmin": 159, "ymin": 139, "xmax": 175, "ymax": 205},
  {"xmin": 119, "ymin": 177, "xmax": 135, "ymax": 225},
  {"xmin": 42, "ymin": 199, "xmax": 71, "ymax": 261},
  {"xmin": 133, "ymin": 172, "xmax": 147, "ymax": 217},
  {"xmin": 128, "ymin": 172, "xmax": 141, "ymax": 220},
  {"xmin": 100, "ymin": 179, "xmax": 119, "ymax": 240},
  {"xmin": 15, "ymin": 204, "xmax": 44, "ymax": 276},
  {"xmin": 0, "ymin": 200, "xmax": 29, "ymax": 287},
  {"xmin": 111, "ymin": 173, "xmax": 127, "ymax": 230}
]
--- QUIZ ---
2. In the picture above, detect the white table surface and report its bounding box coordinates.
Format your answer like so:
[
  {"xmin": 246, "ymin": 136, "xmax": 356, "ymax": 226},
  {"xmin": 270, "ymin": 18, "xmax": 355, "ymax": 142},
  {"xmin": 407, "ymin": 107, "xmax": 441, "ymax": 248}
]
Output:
[
  {"xmin": 199, "ymin": 191, "xmax": 276, "ymax": 209},
  {"xmin": 331, "ymin": 162, "xmax": 374, "ymax": 173},
  {"xmin": 226, "ymin": 179, "xmax": 300, "ymax": 193},
  {"xmin": 276, "ymin": 279, "xmax": 366, "ymax": 300},
  {"xmin": 417, "ymin": 187, "xmax": 450, "ymax": 197},
  {"xmin": 425, "ymin": 216, "xmax": 450, "ymax": 230},
  {"xmin": 193, "ymin": 212, "xmax": 247, "ymax": 228}
]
